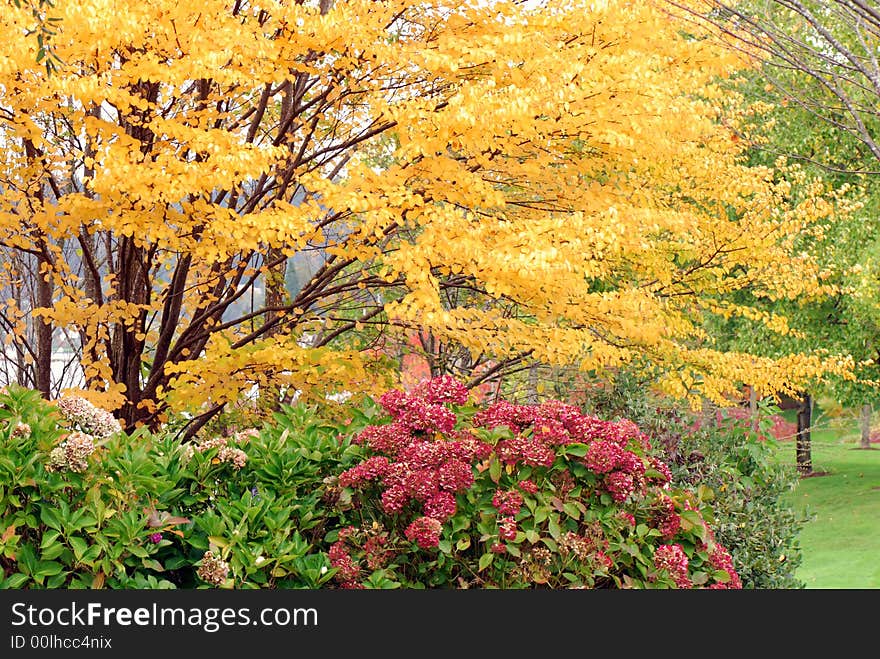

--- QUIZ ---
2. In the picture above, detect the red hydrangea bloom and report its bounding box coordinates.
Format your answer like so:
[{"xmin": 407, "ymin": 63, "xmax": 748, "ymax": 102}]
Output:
[
  {"xmin": 381, "ymin": 462, "xmax": 410, "ymax": 489},
  {"xmin": 496, "ymin": 436, "xmax": 555, "ymax": 467},
  {"xmin": 603, "ymin": 418, "xmax": 651, "ymax": 450},
  {"xmin": 379, "ymin": 390, "xmax": 456, "ymax": 434},
  {"xmin": 405, "ymin": 516, "xmax": 443, "ymax": 549},
  {"xmin": 531, "ymin": 418, "xmax": 571, "ymax": 445},
  {"xmin": 569, "ymin": 415, "xmax": 610, "ymax": 443},
  {"xmin": 617, "ymin": 451, "xmax": 646, "ymax": 478},
  {"xmin": 653, "ymin": 544, "xmax": 691, "ymax": 589},
  {"xmin": 399, "ymin": 440, "xmax": 445, "ymax": 469},
  {"xmin": 473, "ymin": 400, "xmax": 536, "ymax": 431},
  {"xmin": 404, "ymin": 468, "xmax": 440, "ymax": 501},
  {"xmin": 658, "ymin": 513, "xmax": 681, "ymax": 539},
  {"xmin": 380, "ymin": 484, "xmax": 409, "ymax": 514},
  {"xmin": 647, "ymin": 457, "xmax": 672, "ymax": 485},
  {"xmin": 605, "ymin": 471, "xmax": 635, "ymax": 502},
  {"xmin": 651, "ymin": 495, "xmax": 681, "ymax": 539},
  {"xmin": 595, "ymin": 551, "xmax": 614, "ymax": 569},
  {"xmin": 708, "ymin": 544, "xmax": 743, "ymax": 589},
  {"xmin": 329, "ymin": 542, "xmax": 361, "ymax": 583},
  {"xmin": 535, "ymin": 400, "xmax": 583, "ymax": 426},
  {"xmin": 583, "ymin": 440, "xmax": 625, "ymax": 473},
  {"xmin": 355, "ymin": 423, "xmax": 414, "ymax": 456},
  {"xmin": 492, "ymin": 489, "xmax": 524, "ymax": 516},
  {"xmin": 437, "ymin": 459, "xmax": 474, "ymax": 492},
  {"xmin": 337, "ymin": 526, "xmax": 357, "ymax": 542},
  {"xmin": 424, "ymin": 491, "xmax": 457, "ymax": 521},
  {"xmin": 415, "ymin": 375, "xmax": 469, "ymax": 406},
  {"xmin": 378, "ymin": 389, "xmax": 412, "ymax": 417},
  {"xmin": 338, "ymin": 456, "xmax": 390, "ymax": 488},
  {"xmin": 490, "ymin": 542, "xmax": 506, "ymax": 554},
  {"xmin": 517, "ymin": 479, "xmax": 538, "ymax": 494},
  {"xmin": 449, "ymin": 436, "xmax": 493, "ymax": 461},
  {"xmin": 618, "ymin": 511, "xmax": 636, "ymax": 527},
  {"xmin": 498, "ymin": 516, "xmax": 518, "ymax": 541}
]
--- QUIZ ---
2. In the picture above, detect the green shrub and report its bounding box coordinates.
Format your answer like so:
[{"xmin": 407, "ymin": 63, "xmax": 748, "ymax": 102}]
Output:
[
  {"xmin": 0, "ymin": 385, "xmax": 366, "ymax": 589},
  {"xmin": 574, "ymin": 374, "xmax": 805, "ymax": 588},
  {"xmin": 664, "ymin": 409, "xmax": 806, "ymax": 589}
]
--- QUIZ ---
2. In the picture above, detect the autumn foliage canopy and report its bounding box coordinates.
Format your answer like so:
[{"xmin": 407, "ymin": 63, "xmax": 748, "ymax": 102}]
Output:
[{"xmin": 0, "ymin": 0, "xmax": 853, "ymax": 429}]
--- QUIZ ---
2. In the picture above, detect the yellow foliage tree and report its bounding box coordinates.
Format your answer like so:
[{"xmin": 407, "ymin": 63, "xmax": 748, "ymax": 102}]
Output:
[{"xmin": 0, "ymin": 0, "xmax": 854, "ymax": 433}]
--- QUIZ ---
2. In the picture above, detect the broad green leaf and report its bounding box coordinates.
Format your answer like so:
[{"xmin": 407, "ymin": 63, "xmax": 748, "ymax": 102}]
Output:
[
  {"xmin": 69, "ymin": 536, "xmax": 88, "ymax": 561},
  {"xmin": 489, "ymin": 458, "xmax": 501, "ymax": 484}
]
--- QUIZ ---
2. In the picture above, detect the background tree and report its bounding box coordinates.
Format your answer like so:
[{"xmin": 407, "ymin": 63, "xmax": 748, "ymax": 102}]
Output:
[
  {"xmin": 669, "ymin": 0, "xmax": 880, "ymax": 466},
  {"xmin": 672, "ymin": 0, "xmax": 880, "ymax": 173}
]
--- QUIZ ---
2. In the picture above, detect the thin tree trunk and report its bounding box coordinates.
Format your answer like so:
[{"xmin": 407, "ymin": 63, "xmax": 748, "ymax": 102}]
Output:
[
  {"xmin": 860, "ymin": 403, "xmax": 872, "ymax": 449},
  {"xmin": 34, "ymin": 255, "xmax": 53, "ymax": 398},
  {"xmin": 25, "ymin": 137, "xmax": 54, "ymax": 399},
  {"xmin": 526, "ymin": 362, "xmax": 539, "ymax": 405},
  {"xmin": 263, "ymin": 247, "xmax": 289, "ymax": 339},
  {"xmin": 796, "ymin": 392, "xmax": 813, "ymax": 476}
]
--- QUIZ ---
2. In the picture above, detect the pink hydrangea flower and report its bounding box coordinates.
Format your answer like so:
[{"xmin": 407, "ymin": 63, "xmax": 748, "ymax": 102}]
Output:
[
  {"xmin": 653, "ymin": 544, "xmax": 691, "ymax": 589},
  {"xmin": 404, "ymin": 516, "xmax": 443, "ymax": 549}
]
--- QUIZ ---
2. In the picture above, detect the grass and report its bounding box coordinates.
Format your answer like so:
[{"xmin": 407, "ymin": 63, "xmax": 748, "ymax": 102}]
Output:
[{"xmin": 773, "ymin": 408, "xmax": 880, "ymax": 588}]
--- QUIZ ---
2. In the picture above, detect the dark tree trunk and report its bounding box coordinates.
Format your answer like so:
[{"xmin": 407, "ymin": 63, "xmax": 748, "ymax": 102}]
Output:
[
  {"xmin": 110, "ymin": 238, "xmax": 150, "ymax": 428},
  {"xmin": 796, "ymin": 392, "xmax": 813, "ymax": 476},
  {"xmin": 25, "ymin": 138, "xmax": 54, "ymax": 399},
  {"xmin": 860, "ymin": 403, "xmax": 872, "ymax": 449},
  {"xmin": 263, "ymin": 247, "xmax": 289, "ymax": 338},
  {"xmin": 34, "ymin": 254, "xmax": 53, "ymax": 399}
]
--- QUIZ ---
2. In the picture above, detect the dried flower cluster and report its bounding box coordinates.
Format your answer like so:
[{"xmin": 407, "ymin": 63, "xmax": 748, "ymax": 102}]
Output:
[
  {"xmin": 328, "ymin": 525, "xmax": 397, "ymax": 589},
  {"xmin": 46, "ymin": 431, "xmax": 96, "ymax": 473},
  {"xmin": 55, "ymin": 395, "xmax": 121, "ymax": 438},
  {"xmin": 182, "ymin": 434, "xmax": 248, "ymax": 469},
  {"xmin": 197, "ymin": 550, "xmax": 230, "ymax": 586},
  {"xmin": 10, "ymin": 421, "xmax": 31, "ymax": 440}
]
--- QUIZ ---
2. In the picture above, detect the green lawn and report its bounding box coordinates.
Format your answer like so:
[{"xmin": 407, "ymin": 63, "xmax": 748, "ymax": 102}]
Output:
[{"xmin": 774, "ymin": 412, "xmax": 880, "ymax": 588}]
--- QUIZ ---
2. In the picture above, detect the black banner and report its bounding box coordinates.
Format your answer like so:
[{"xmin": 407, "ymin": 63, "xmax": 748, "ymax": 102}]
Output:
[{"xmin": 0, "ymin": 588, "xmax": 846, "ymax": 654}]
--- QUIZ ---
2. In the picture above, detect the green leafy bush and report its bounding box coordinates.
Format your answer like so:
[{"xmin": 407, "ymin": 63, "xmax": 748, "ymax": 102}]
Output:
[
  {"xmin": 0, "ymin": 385, "xmax": 365, "ymax": 589},
  {"xmin": 664, "ymin": 408, "xmax": 806, "ymax": 589}
]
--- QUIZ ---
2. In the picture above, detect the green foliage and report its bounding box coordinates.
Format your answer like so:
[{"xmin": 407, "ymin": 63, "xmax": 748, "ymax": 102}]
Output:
[
  {"xmin": 0, "ymin": 385, "xmax": 366, "ymax": 589},
  {"xmin": 572, "ymin": 372, "xmax": 806, "ymax": 588},
  {"xmin": 666, "ymin": 411, "xmax": 806, "ymax": 589},
  {"xmin": 718, "ymin": 27, "xmax": 880, "ymax": 409},
  {"xmin": 0, "ymin": 378, "xmax": 798, "ymax": 589}
]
